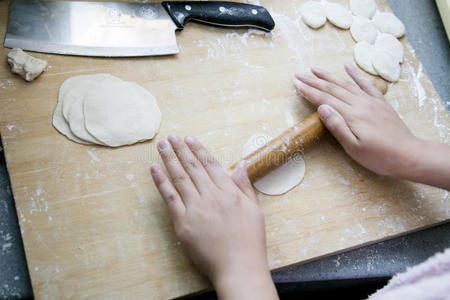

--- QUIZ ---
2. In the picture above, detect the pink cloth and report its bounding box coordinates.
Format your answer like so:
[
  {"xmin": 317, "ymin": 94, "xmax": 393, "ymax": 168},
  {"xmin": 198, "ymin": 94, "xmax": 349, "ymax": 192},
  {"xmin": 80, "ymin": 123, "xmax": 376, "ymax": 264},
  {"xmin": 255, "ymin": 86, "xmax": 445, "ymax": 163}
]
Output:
[{"xmin": 369, "ymin": 247, "xmax": 450, "ymax": 300}]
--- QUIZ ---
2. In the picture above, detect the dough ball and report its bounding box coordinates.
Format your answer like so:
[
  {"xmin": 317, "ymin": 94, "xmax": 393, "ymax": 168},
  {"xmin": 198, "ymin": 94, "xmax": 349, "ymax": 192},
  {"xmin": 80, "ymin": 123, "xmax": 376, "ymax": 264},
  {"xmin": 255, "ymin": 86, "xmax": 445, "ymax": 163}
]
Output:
[
  {"xmin": 374, "ymin": 33, "xmax": 404, "ymax": 63},
  {"xmin": 350, "ymin": 17, "xmax": 378, "ymax": 44},
  {"xmin": 325, "ymin": 2, "xmax": 353, "ymax": 29},
  {"xmin": 353, "ymin": 41, "xmax": 377, "ymax": 75},
  {"xmin": 52, "ymin": 98, "xmax": 92, "ymax": 145},
  {"xmin": 7, "ymin": 48, "xmax": 47, "ymax": 82},
  {"xmin": 349, "ymin": 0, "xmax": 377, "ymax": 18},
  {"xmin": 300, "ymin": 1, "xmax": 326, "ymax": 29},
  {"xmin": 373, "ymin": 12, "xmax": 405, "ymax": 38},
  {"xmin": 242, "ymin": 134, "xmax": 305, "ymax": 196},
  {"xmin": 83, "ymin": 81, "xmax": 161, "ymax": 147},
  {"xmin": 372, "ymin": 49, "xmax": 401, "ymax": 82}
]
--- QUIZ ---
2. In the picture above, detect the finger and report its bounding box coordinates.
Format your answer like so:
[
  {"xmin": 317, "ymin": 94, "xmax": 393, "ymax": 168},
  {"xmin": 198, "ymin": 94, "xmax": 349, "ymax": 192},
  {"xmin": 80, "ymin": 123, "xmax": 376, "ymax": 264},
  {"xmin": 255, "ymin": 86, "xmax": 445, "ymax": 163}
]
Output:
[
  {"xmin": 344, "ymin": 62, "xmax": 384, "ymax": 98},
  {"xmin": 318, "ymin": 104, "xmax": 359, "ymax": 150},
  {"xmin": 295, "ymin": 72, "xmax": 355, "ymax": 105},
  {"xmin": 310, "ymin": 66, "xmax": 367, "ymax": 98},
  {"xmin": 184, "ymin": 136, "xmax": 234, "ymax": 189},
  {"xmin": 168, "ymin": 135, "xmax": 214, "ymax": 195},
  {"xmin": 151, "ymin": 165, "xmax": 185, "ymax": 220},
  {"xmin": 157, "ymin": 140, "xmax": 199, "ymax": 203},
  {"xmin": 294, "ymin": 79, "xmax": 349, "ymax": 113},
  {"xmin": 231, "ymin": 161, "xmax": 258, "ymax": 203}
]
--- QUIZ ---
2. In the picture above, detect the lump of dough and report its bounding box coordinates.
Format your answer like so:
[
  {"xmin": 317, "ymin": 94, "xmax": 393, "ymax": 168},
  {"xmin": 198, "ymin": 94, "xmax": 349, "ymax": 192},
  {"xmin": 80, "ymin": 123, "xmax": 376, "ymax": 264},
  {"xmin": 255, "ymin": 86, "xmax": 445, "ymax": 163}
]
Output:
[
  {"xmin": 300, "ymin": 1, "xmax": 326, "ymax": 29},
  {"xmin": 242, "ymin": 134, "xmax": 305, "ymax": 196},
  {"xmin": 371, "ymin": 49, "xmax": 401, "ymax": 82},
  {"xmin": 349, "ymin": 0, "xmax": 377, "ymax": 18},
  {"xmin": 83, "ymin": 81, "xmax": 161, "ymax": 147},
  {"xmin": 374, "ymin": 33, "xmax": 404, "ymax": 63},
  {"xmin": 373, "ymin": 12, "xmax": 405, "ymax": 38},
  {"xmin": 7, "ymin": 48, "xmax": 47, "ymax": 82},
  {"xmin": 325, "ymin": 3, "xmax": 353, "ymax": 29},
  {"xmin": 350, "ymin": 17, "xmax": 378, "ymax": 44},
  {"xmin": 353, "ymin": 41, "xmax": 377, "ymax": 75}
]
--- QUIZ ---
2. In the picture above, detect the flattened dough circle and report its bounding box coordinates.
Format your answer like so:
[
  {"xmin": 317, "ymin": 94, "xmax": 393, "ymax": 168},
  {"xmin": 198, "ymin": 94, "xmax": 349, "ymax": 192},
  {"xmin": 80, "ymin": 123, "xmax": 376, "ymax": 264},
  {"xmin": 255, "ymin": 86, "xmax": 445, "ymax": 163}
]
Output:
[
  {"xmin": 83, "ymin": 81, "xmax": 161, "ymax": 147},
  {"xmin": 52, "ymin": 98, "xmax": 92, "ymax": 145},
  {"xmin": 242, "ymin": 134, "xmax": 305, "ymax": 196}
]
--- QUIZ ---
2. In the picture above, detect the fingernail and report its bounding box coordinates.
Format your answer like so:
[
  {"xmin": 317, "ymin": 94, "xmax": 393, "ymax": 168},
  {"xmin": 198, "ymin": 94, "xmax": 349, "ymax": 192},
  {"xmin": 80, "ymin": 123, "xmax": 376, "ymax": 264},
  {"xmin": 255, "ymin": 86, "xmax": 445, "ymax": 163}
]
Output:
[
  {"xmin": 185, "ymin": 136, "xmax": 195, "ymax": 145},
  {"xmin": 158, "ymin": 140, "xmax": 169, "ymax": 151},
  {"xmin": 318, "ymin": 105, "xmax": 332, "ymax": 120},
  {"xmin": 168, "ymin": 135, "xmax": 179, "ymax": 143},
  {"xmin": 293, "ymin": 79, "xmax": 305, "ymax": 89},
  {"xmin": 311, "ymin": 66, "xmax": 325, "ymax": 73},
  {"xmin": 344, "ymin": 62, "xmax": 354, "ymax": 70},
  {"xmin": 296, "ymin": 72, "xmax": 309, "ymax": 79},
  {"xmin": 237, "ymin": 161, "xmax": 248, "ymax": 177},
  {"xmin": 151, "ymin": 165, "xmax": 159, "ymax": 175}
]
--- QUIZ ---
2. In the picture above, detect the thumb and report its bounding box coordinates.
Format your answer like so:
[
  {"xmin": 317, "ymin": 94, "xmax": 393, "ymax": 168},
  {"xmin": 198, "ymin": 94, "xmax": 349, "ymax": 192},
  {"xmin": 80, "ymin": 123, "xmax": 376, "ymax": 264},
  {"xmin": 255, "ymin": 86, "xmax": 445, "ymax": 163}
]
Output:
[
  {"xmin": 318, "ymin": 104, "xmax": 358, "ymax": 149},
  {"xmin": 232, "ymin": 161, "xmax": 258, "ymax": 203}
]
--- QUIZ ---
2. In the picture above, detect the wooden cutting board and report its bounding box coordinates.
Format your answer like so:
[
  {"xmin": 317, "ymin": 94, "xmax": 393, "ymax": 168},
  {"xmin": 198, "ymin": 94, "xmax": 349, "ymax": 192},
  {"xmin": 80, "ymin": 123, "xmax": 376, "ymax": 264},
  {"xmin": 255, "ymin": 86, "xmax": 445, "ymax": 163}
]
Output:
[{"xmin": 0, "ymin": 0, "xmax": 449, "ymax": 298}]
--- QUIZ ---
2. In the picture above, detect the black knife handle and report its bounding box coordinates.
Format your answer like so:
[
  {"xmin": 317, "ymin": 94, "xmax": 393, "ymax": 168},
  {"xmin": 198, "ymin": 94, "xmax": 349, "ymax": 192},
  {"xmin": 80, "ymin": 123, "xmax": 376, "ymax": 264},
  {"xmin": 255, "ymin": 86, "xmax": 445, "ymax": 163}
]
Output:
[{"xmin": 161, "ymin": 1, "xmax": 275, "ymax": 32}]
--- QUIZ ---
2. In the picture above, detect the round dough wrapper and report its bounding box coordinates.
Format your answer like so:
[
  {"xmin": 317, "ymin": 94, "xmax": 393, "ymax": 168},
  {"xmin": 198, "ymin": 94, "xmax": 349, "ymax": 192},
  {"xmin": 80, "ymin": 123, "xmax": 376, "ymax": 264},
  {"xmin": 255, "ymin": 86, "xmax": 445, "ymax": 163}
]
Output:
[
  {"xmin": 300, "ymin": 1, "xmax": 326, "ymax": 29},
  {"xmin": 84, "ymin": 81, "xmax": 161, "ymax": 147},
  {"xmin": 372, "ymin": 49, "xmax": 401, "ymax": 82},
  {"xmin": 242, "ymin": 134, "xmax": 305, "ymax": 196},
  {"xmin": 52, "ymin": 98, "xmax": 92, "ymax": 145},
  {"xmin": 353, "ymin": 41, "xmax": 377, "ymax": 75},
  {"xmin": 374, "ymin": 33, "xmax": 404, "ymax": 63},
  {"xmin": 349, "ymin": 0, "xmax": 377, "ymax": 18},
  {"xmin": 350, "ymin": 17, "xmax": 377, "ymax": 44},
  {"xmin": 61, "ymin": 74, "xmax": 121, "ymax": 122},
  {"xmin": 373, "ymin": 12, "xmax": 405, "ymax": 38},
  {"xmin": 325, "ymin": 3, "xmax": 353, "ymax": 29},
  {"xmin": 67, "ymin": 95, "xmax": 105, "ymax": 145}
]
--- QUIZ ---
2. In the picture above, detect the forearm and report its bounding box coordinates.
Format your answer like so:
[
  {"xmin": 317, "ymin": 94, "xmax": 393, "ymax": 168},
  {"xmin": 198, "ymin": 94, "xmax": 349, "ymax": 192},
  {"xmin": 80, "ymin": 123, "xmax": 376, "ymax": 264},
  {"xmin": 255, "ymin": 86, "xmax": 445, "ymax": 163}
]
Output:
[
  {"xmin": 214, "ymin": 266, "xmax": 278, "ymax": 300},
  {"xmin": 401, "ymin": 138, "xmax": 450, "ymax": 190}
]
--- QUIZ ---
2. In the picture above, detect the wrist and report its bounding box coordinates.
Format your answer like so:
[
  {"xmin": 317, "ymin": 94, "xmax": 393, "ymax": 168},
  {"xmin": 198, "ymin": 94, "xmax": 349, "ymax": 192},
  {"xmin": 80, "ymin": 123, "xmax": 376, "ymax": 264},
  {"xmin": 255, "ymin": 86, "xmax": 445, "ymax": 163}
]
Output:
[
  {"xmin": 391, "ymin": 136, "xmax": 425, "ymax": 180},
  {"xmin": 212, "ymin": 261, "xmax": 277, "ymax": 300}
]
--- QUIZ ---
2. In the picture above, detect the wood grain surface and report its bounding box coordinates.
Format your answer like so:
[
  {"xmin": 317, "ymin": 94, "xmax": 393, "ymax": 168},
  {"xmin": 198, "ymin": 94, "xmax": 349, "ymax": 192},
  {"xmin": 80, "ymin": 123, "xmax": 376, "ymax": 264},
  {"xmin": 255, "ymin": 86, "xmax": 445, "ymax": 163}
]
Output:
[{"xmin": 0, "ymin": 0, "xmax": 449, "ymax": 299}]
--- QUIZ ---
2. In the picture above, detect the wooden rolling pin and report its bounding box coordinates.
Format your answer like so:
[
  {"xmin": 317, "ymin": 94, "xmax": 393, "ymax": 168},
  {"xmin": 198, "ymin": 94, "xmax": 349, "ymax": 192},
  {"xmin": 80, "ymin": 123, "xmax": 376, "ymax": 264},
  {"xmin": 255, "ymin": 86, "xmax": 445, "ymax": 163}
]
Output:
[{"xmin": 230, "ymin": 78, "xmax": 388, "ymax": 182}]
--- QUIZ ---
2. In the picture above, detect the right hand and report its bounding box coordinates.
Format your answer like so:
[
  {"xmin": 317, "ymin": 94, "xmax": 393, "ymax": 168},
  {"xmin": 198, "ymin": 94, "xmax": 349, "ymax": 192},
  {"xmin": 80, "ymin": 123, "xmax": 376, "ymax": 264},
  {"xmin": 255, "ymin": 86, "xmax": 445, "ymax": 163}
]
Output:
[{"xmin": 293, "ymin": 63, "xmax": 421, "ymax": 178}]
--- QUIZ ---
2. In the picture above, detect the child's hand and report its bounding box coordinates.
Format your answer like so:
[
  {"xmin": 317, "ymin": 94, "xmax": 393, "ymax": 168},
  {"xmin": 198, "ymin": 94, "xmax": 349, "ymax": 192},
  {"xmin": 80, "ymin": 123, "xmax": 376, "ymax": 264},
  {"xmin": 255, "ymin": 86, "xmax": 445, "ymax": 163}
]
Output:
[
  {"xmin": 294, "ymin": 63, "xmax": 420, "ymax": 178},
  {"xmin": 151, "ymin": 136, "xmax": 278, "ymax": 300}
]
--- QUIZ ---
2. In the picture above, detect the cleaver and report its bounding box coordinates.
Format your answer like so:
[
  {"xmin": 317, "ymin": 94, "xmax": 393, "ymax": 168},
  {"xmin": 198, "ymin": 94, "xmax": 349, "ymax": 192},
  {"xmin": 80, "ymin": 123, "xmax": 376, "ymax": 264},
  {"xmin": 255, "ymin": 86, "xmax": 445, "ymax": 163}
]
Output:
[{"xmin": 4, "ymin": 0, "xmax": 275, "ymax": 57}]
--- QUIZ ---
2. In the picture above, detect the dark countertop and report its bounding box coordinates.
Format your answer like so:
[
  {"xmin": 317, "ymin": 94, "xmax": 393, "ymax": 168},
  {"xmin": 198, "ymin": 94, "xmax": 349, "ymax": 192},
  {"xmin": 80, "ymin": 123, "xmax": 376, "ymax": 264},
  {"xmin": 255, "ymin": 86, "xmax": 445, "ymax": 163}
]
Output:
[{"xmin": 1, "ymin": 0, "xmax": 449, "ymax": 299}]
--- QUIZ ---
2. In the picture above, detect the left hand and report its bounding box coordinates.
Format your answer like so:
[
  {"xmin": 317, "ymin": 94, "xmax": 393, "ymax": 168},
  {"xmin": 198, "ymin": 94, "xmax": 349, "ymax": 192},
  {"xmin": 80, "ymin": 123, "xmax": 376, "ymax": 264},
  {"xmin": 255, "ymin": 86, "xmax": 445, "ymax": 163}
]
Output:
[{"xmin": 151, "ymin": 136, "xmax": 278, "ymax": 300}]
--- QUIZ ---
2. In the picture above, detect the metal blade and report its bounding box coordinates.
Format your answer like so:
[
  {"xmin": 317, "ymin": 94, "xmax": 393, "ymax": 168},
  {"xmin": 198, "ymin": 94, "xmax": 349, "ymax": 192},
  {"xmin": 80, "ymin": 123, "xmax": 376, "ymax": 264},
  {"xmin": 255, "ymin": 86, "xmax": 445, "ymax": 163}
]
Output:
[{"xmin": 4, "ymin": 0, "xmax": 179, "ymax": 57}]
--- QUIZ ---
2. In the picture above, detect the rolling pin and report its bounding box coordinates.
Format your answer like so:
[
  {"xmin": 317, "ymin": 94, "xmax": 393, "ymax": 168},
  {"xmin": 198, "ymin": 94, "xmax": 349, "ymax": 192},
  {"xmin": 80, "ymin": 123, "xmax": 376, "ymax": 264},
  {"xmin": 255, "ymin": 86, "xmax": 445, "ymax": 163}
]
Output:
[{"xmin": 230, "ymin": 78, "xmax": 388, "ymax": 183}]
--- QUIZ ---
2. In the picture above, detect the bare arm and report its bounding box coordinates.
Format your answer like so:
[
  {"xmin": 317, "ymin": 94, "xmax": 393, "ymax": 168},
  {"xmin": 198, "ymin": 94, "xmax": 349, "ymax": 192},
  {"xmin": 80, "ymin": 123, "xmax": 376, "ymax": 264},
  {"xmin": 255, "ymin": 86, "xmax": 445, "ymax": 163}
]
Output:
[{"xmin": 294, "ymin": 63, "xmax": 450, "ymax": 190}]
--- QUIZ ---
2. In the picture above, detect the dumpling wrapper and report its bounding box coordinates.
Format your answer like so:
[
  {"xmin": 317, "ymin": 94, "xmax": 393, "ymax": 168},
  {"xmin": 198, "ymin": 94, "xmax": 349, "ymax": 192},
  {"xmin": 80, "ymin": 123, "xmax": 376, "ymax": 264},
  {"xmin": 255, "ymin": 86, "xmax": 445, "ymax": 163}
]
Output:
[
  {"xmin": 242, "ymin": 134, "xmax": 305, "ymax": 196},
  {"xmin": 83, "ymin": 81, "xmax": 161, "ymax": 147}
]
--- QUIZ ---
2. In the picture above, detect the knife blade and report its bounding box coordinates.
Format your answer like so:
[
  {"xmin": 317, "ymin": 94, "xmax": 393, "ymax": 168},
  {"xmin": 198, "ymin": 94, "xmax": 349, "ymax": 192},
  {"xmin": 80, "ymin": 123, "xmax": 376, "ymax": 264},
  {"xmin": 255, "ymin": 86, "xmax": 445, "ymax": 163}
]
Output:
[{"xmin": 4, "ymin": 0, "xmax": 275, "ymax": 57}]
